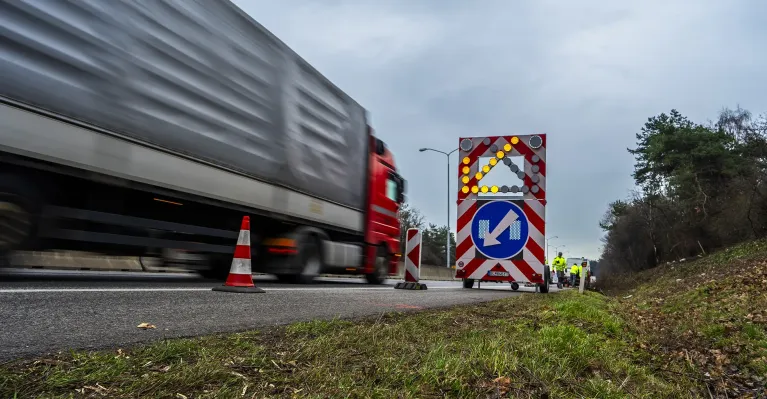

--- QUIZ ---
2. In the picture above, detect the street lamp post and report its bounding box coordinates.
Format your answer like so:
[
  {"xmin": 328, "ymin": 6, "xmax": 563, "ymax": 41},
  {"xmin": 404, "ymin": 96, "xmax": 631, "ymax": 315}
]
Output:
[
  {"xmin": 419, "ymin": 147, "xmax": 458, "ymax": 268},
  {"xmin": 546, "ymin": 236, "xmax": 558, "ymax": 263},
  {"xmin": 548, "ymin": 244, "xmax": 566, "ymax": 258}
]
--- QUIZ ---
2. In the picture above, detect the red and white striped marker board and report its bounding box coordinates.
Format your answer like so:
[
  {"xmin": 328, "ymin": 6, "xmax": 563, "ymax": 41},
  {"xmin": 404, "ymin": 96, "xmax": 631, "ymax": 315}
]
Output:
[
  {"xmin": 454, "ymin": 135, "xmax": 546, "ymax": 284},
  {"xmin": 404, "ymin": 228, "xmax": 421, "ymax": 282}
]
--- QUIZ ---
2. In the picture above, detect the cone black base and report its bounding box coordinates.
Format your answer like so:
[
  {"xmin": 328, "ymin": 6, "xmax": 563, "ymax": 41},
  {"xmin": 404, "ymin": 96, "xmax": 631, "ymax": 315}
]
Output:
[
  {"xmin": 394, "ymin": 282, "xmax": 427, "ymax": 290},
  {"xmin": 212, "ymin": 285, "xmax": 266, "ymax": 293}
]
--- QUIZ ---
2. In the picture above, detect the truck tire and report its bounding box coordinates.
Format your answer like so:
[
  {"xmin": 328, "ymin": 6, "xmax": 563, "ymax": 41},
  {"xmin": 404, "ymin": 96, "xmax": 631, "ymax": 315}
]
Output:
[
  {"xmin": 0, "ymin": 174, "xmax": 40, "ymax": 257},
  {"xmin": 365, "ymin": 246, "xmax": 389, "ymax": 285},
  {"xmin": 539, "ymin": 265, "xmax": 551, "ymax": 293},
  {"xmin": 295, "ymin": 236, "xmax": 322, "ymax": 284},
  {"xmin": 462, "ymin": 279, "xmax": 474, "ymax": 289}
]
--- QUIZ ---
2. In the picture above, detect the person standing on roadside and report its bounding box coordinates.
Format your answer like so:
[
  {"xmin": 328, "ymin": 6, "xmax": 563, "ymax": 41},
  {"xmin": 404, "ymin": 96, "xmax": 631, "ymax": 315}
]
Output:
[
  {"xmin": 552, "ymin": 252, "xmax": 566, "ymax": 289},
  {"xmin": 570, "ymin": 263, "xmax": 580, "ymax": 287}
]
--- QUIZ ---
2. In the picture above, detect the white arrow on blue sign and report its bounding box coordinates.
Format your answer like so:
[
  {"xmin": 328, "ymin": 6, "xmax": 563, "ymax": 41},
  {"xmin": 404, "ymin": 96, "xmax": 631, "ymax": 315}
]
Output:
[{"xmin": 470, "ymin": 200, "xmax": 529, "ymax": 259}]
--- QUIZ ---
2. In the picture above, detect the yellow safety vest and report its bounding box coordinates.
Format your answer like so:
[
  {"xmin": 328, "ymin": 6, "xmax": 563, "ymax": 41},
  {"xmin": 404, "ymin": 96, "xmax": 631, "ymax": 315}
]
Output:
[
  {"xmin": 552, "ymin": 257, "xmax": 566, "ymax": 271},
  {"xmin": 570, "ymin": 265, "xmax": 579, "ymax": 275}
]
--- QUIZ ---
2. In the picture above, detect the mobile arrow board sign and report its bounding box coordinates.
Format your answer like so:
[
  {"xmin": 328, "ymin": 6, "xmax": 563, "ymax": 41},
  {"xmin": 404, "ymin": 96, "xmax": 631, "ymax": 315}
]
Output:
[{"xmin": 454, "ymin": 134, "xmax": 548, "ymax": 289}]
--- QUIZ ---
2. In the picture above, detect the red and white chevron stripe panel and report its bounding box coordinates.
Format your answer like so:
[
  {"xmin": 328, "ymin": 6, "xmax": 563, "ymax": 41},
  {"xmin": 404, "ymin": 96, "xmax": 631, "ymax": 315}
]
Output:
[
  {"xmin": 404, "ymin": 228, "xmax": 421, "ymax": 282},
  {"xmin": 455, "ymin": 135, "xmax": 546, "ymax": 283}
]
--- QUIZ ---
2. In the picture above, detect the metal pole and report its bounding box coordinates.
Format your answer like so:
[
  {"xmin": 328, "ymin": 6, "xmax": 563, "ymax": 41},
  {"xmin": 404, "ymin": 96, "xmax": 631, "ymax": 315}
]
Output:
[
  {"xmin": 553, "ymin": 244, "xmax": 566, "ymax": 257},
  {"xmin": 417, "ymin": 147, "xmax": 457, "ymax": 269},
  {"xmin": 545, "ymin": 236, "xmax": 558, "ymax": 265},
  {"xmin": 446, "ymin": 153, "xmax": 450, "ymax": 268}
]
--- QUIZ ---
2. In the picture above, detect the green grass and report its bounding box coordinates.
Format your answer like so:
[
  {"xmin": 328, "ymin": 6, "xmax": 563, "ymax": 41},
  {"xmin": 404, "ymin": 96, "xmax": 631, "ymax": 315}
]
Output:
[{"xmin": 0, "ymin": 291, "xmax": 696, "ymax": 398}]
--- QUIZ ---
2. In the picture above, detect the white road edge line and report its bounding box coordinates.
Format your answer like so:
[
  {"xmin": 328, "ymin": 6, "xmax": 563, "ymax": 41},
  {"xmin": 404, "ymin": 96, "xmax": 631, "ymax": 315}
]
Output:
[{"xmin": 0, "ymin": 286, "xmax": 460, "ymax": 293}]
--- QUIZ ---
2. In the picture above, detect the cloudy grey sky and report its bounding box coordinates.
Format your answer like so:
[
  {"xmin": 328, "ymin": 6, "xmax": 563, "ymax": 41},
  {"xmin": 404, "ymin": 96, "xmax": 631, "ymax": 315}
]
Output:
[{"xmin": 233, "ymin": 0, "xmax": 766, "ymax": 260}]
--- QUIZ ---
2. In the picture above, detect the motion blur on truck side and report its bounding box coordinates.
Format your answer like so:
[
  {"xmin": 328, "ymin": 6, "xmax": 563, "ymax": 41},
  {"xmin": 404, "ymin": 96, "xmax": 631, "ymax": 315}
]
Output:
[{"xmin": 0, "ymin": 0, "xmax": 405, "ymax": 283}]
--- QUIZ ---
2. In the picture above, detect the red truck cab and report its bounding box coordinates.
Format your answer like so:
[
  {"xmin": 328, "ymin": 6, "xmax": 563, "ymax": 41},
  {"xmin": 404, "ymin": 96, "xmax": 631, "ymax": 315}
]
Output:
[{"xmin": 364, "ymin": 129, "xmax": 405, "ymax": 279}]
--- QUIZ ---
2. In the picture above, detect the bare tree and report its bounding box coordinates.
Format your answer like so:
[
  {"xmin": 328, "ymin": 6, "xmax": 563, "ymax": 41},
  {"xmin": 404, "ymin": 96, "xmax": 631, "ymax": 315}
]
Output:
[{"xmin": 397, "ymin": 202, "xmax": 425, "ymax": 255}]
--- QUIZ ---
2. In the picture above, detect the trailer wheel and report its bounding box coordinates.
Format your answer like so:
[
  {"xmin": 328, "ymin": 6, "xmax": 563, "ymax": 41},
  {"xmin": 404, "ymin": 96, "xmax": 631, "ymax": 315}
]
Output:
[
  {"xmin": 462, "ymin": 279, "xmax": 474, "ymax": 289},
  {"xmin": 365, "ymin": 246, "xmax": 388, "ymax": 285},
  {"xmin": 294, "ymin": 236, "xmax": 322, "ymax": 284},
  {"xmin": 539, "ymin": 265, "xmax": 551, "ymax": 293},
  {"xmin": 0, "ymin": 174, "xmax": 40, "ymax": 257},
  {"xmin": 510, "ymin": 282, "xmax": 520, "ymax": 291}
]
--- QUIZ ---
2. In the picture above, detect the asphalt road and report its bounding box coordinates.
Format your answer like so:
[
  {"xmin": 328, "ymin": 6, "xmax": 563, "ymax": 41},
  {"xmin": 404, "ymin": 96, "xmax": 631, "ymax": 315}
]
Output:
[{"xmin": 0, "ymin": 270, "xmax": 537, "ymax": 361}]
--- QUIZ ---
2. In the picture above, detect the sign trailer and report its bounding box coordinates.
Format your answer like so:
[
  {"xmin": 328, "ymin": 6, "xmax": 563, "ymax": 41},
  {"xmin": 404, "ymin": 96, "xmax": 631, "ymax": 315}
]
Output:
[{"xmin": 454, "ymin": 135, "xmax": 549, "ymax": 292}]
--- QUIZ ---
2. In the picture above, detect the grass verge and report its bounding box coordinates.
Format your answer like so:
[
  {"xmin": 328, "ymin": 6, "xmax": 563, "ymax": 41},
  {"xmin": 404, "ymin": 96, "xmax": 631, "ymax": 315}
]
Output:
[{"xmin": 2, "ymin": 291, "xmax": 695, "ymax": 398}]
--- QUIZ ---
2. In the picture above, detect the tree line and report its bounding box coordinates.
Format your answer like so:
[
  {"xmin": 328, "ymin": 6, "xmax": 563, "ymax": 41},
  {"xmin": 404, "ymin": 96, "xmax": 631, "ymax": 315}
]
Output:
[
  {"xmin": 397, "ymin": 203, "xmax": 456, "ymax": 266},
  {"xmin": 599, "ymin": 106, "xmax": 767, "ymax": 275}
]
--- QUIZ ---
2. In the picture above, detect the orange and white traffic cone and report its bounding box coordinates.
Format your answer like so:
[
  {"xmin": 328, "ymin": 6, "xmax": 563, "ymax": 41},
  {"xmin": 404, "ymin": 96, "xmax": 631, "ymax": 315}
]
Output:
[{"xmin": 212, "ymin": 216, "xmax": 265, "ymax": 293}]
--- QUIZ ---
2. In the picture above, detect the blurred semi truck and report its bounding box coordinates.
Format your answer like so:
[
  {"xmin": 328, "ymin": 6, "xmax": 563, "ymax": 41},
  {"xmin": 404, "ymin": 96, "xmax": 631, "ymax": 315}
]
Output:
[{"xmin": 0, "ymin": 0, "xmax": 405, "ymax": 283}]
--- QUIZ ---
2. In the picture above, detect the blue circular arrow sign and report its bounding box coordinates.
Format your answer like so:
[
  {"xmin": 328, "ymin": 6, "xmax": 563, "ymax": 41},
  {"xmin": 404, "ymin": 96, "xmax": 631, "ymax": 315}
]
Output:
[{"xmin": 470, "ymin": 201, "xmax": 529, "ymax": 259}]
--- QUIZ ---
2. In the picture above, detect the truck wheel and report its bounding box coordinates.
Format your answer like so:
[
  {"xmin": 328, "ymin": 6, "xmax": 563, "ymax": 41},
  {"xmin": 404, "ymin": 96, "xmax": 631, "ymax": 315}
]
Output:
[
  {"xmin": 365, "ymin": 246, "xmax": 388, "ymax": 285},
  {"xmin": 539, "ymin": 265, "xmax": 551, "ymax": 293},
  {"xmin": 462, "ymin": 279, "xmax": 474, "ymax": 289},
  {"xmin": 295, "ymin": 237, "xmax": 322, "ymax": 284},
  {"xmin": 0, "ymin": 174, "xmax": 40, "ymax": 257}
]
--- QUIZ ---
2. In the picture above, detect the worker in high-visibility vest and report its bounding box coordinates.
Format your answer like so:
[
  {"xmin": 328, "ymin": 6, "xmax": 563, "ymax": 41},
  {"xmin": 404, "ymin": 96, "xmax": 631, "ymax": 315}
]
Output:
[
  {"xmin": 570, "ymin": 263, "xmax": 580, "ymax": 287},
  {"xmin": 552, "ymin": 253, "xmax": 566, "ymax": 289}
]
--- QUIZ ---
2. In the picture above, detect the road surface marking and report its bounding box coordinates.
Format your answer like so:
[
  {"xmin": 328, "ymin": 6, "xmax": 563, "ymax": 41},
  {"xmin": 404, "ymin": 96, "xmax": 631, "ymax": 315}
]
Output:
[{"xmin": 0, "ymin": 286, "xmax": 462, "ymax": 294}]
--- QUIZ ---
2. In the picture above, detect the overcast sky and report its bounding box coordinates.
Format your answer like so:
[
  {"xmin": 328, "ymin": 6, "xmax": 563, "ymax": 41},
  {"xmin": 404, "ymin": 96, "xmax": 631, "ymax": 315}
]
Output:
[{"xmin": 233, "ymin": 0, "xmax": 766, "ymax": 260}]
